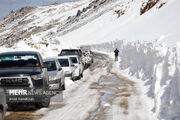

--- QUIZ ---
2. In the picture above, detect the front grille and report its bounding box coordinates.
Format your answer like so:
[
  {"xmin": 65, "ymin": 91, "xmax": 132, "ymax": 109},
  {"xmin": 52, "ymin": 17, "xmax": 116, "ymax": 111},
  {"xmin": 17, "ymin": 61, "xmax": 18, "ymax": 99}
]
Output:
[
  {"xmin": 65, "ymin": 74, "xmax": 71, "ymax": 77},
  {"xmin": 0, "ymin": 77, "xmax": 30, "ymax": 86},
  {"xmin": 32, "ymin": 79, "xmax": 43, "ymax": 88}
]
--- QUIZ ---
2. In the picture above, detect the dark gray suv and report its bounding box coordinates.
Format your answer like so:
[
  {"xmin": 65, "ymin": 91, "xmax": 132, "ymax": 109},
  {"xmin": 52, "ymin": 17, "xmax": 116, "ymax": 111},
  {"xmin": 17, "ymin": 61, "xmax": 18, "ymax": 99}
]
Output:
[
  {"xmin": 0, "ymin": 51, "xmax": 50, "ymax": 109},
  {"xmin": 0, "ymin": 88, "xmax": 7, "ymax": 120}
]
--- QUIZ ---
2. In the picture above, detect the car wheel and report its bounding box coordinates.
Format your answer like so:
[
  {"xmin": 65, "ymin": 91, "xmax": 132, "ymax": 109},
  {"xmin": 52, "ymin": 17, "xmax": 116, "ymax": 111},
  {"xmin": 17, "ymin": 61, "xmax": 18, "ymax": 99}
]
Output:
[
  {"xmin": 78, "ymin": 72, "xmax": 81, "ymax": 80},
  {"xmin": 0, "ymin": 109, "xmax": 4, "ymax": 120},
  {"xmin": 36, "ymin": 97, "xmax": 50, "ymax": 109},
  {"xmin": 70, "ymin": 74, "xmax": 73, "ymax": 80},
  {"xmin": 81, "ymin": 72, "xmax": 83, "ymax": 78},
  {"xmin": 62, "ymin": 84, "xmax": 65, "ymax": 90}
]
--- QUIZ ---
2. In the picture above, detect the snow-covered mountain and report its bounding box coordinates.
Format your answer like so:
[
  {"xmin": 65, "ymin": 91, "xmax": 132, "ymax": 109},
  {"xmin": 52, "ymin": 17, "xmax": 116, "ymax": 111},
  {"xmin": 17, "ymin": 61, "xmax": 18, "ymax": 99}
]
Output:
[
  {"xmin": 1, "ymin": 0, "xmax": 179, "ymax": 54},
  {"xmin": 0, "ymin": 0, "xmax": 180, "ymax": 119}
]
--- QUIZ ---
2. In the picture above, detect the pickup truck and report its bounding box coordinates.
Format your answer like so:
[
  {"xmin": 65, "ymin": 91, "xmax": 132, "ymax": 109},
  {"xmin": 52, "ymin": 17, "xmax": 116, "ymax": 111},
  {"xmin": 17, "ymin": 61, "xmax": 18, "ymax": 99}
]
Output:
[{"xmin": 0, "ymin": 51, "xmax": 50, "ymax": 109}]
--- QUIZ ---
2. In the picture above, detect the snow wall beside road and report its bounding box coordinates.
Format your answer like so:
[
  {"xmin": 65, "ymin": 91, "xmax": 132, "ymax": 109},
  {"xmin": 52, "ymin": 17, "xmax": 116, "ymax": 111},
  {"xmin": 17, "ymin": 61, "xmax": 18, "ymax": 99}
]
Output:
[{"xmin": 91, "ymin": 40, "xmax": 180, "ymax": 120}]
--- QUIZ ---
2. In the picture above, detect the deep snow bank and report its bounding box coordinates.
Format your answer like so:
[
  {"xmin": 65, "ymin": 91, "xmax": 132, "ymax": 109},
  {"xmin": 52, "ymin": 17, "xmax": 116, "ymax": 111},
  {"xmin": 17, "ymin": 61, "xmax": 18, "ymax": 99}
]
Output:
[{"xmin": 91, "ymin": 40, "xmax": 180, "ymax": 120}]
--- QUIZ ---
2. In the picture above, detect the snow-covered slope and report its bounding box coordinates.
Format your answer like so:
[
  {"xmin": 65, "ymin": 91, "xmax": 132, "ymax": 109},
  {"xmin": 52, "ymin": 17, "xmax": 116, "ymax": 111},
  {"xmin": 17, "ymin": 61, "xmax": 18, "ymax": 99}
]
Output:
[
  {"xmin": 60, "ymin": 0, "xmax": 180, "ymax": 46},
  {"xmin": 0, "ymin": 0, "xmax": 180, "ymax": 119},
  {"xmin": 0, "ymin": 0, "xmax": 92, "ymax": 56},
  {"xmin": 1, "ymin": 0, "xmax": 179, "ymax": 50}
]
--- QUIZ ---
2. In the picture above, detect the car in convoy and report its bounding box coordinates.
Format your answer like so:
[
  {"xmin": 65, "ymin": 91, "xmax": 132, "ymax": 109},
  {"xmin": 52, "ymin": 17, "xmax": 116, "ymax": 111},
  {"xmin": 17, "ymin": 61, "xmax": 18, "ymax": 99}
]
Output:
[
  {"xmin": 57, "ymin": 56, "xmax": 76, "ymax": 80},
  {"xmin": 0, "ymin": 88, "xmax": 7, "ymax": 120},
  {"xmin": 58, "ymin": 49, "xmax": 85, "ymax": 67},
  {"xmin": 69, "ymin": 55, "xmax": 84, "ymax": 80},
  {"xmin": 0, "ymin": 51, "xmax": 50, "ymax": 109},
  {"xmin": 44, "ymin": 58, "xmax": 65, "ymax": 91},
  {"xmin": 59, "ymin": 49, "xmax": 83, "ymax": 57},
  {"xmin": 82, "ymin": 50, "xmax": 94, "ymax": 68}
]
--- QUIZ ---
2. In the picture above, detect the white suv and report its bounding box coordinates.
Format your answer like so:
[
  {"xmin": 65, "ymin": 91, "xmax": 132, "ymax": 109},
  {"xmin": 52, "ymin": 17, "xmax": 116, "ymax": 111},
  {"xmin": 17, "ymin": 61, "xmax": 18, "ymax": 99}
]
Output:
[
  {"xmin": 57, "ymin": 56, "xmax": 76, "ymax": 80},
  {"xmin": 69, "ymin": 55, "xmax": 84, "ymax": 80},
  {"xmin": 44, "ymin": 58, "xmax": 65, "ymax": 91}
]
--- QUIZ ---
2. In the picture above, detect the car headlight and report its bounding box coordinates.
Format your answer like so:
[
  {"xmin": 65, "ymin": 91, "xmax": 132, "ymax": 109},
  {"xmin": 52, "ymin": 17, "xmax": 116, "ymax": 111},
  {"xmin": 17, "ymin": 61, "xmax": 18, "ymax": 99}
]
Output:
[
  {"xmin": 65, "ymin": 71, "xmax": 70, "ymax": 74},
  {"xmin": 49, "ymin": 79, "xmax": 59, "ymax": 84},
  {"xmin": 49, "ymin": 76, "xmax": 57, "ymax": 81},
  {"xmin": 31, "ymin": 74, "xmax": 43, "ymax": 80}
]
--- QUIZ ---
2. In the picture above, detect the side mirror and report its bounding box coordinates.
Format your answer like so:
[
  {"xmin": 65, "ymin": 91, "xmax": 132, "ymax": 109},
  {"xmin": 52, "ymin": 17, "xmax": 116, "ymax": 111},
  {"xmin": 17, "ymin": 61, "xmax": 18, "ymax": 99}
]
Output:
[
  {"xmin": 71, "ymin": 64, "xmax": 75, "ymax": 67},
  {"xmin": 43, "ymin": 62, "xmax": 51, "ymax": 68},
  {"xmin": 58, "ymin": 67, "xmax": 62, "ymax": 71}
]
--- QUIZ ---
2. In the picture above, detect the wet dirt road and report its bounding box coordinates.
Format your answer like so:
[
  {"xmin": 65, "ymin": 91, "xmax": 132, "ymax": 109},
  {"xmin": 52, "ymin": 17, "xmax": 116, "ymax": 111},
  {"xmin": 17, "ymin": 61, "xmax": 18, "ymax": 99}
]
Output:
[
  {"xmin": 86, "ymin": 53, "xmax": 135, "ymax": 120},
  {"xmin": 5, "ymin": 52, "xmax": 137, "ymax": 120}
]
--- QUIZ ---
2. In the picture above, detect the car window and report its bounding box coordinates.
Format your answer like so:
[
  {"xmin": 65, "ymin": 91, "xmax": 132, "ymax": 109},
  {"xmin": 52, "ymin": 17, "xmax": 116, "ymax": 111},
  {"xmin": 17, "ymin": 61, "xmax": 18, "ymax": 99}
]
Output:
[
  {"xmin": 58, "ymin": 59, "xmax": 69, "ymax": 67},
  {"xmin": 70, "ymin": 57, "xmax": 78, "ymax": 64},
  {"xmin": 78, "ymin": 50, "xmax": 82, "ymax": 56},
  {"xmin": 60, "ymin": 50, "xmax": 79, "ymax": 56},
  {"xmin": 0, "ymin": 54, "xmax": 40, "ymax": 68},
  {"xmin": 46, "ymin": 61, "xmax": 57, "ymax": 71}
]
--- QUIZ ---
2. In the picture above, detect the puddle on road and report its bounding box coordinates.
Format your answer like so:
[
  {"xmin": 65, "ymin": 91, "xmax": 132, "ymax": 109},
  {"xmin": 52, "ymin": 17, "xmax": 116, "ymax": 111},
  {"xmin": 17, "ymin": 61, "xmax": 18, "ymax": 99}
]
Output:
[
  {"xmin": 5, "ymin": 111, "xmax": 43, "ymax": 120},
  {"xmin": 88, "ymin": 73, "xmax": 130, "ymax": 120},
  {"xmin": 89, "ymin": 54, "xmax": 108, "ymax": 71},
  {"xmin": 5, "ymin": 93, "xmax": 65, "ymax": 120}
]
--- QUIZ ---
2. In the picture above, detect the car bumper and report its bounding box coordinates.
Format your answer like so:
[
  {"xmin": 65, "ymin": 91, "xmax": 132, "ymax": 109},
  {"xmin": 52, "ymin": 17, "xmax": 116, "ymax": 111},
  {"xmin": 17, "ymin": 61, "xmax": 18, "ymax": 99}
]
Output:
[
  {"xmin": 65, "ymin": 73, "xmax": 72, "ymax": 77},
  {"xmin": 49, "ymin": 84, "xmax": 59, "ymax": 90},
  {"xmin": 74, "ymin": 70, "xmax": 80, "ymax": 77}
]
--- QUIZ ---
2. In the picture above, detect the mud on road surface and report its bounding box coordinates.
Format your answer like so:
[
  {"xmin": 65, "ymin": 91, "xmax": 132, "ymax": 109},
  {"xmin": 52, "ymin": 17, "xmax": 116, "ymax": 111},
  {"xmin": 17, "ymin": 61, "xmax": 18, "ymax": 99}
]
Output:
[
  {"xmin": 87, "ymin": 52, "xmax": 135, "ymax": 120},
  {"xmin": 6, "ymin": 111, "xmax": 43, "ymax": 120},
  {"xmin": 5, "ymin": 52, "xmax": 137, "ymax": 120},
  {"xmin": 5, "ymin": 103, "xmax": 65, "ymax": 120}
]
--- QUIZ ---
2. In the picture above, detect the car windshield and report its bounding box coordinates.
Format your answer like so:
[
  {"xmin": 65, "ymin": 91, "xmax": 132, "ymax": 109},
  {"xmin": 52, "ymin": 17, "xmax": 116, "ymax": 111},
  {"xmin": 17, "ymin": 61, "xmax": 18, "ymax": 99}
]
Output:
[
  {"xmin": 0, "ymin": 54, "xmax": 40, "ymax": 68},
  {"xmin": 70, "ymin": 57, "xmax": 78, "ymax": 64},
  {"xmin": 60, "ymin": 50, "xmax": 82, "ymax": 56},
  {"xmin": 46, "ymin": 61, "xmax": 57, "ymax": 71},
  {"xmin": 58, "ymin": 59, "xmax": 69, "ymax": 67}
]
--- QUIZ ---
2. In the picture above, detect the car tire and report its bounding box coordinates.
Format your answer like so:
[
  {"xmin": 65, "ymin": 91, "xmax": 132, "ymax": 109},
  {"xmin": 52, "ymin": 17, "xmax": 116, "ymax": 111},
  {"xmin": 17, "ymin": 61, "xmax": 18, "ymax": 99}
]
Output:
[
  {"xmin": 0, "ymin": 109, "xmax": 4, "ymax": 120},
  {"xmin": 77, "ymin": 76, "xmax": 81, "ymax": 80},
  {"xmin": 77, "ymin": 72, "xmax": 81, "ymax": 80},
  {"xmin": 36, "ymin": 97, "xmax": 50, "ymax": 109},
  {"xmin": 81, "ymin": 72, "xmax": 83, "ymax": 78},
  {"xmin": 7, "ymin": 105, "xmax": 16, "ymax": 111},
  {"xmin": 62, "ymin": 84, "xmax": 65, "ymax": 90},
  {"xmin": 71, "ymin": 74, "xmax": 74, "ymax": 80}
]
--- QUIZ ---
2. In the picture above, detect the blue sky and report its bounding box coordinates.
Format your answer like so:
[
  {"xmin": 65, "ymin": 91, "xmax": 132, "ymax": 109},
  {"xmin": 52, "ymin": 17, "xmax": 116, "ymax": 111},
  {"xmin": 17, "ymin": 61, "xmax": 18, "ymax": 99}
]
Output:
[{"xmin": 0, "ymin": 0, "xmax": 76, "ymax": 19}]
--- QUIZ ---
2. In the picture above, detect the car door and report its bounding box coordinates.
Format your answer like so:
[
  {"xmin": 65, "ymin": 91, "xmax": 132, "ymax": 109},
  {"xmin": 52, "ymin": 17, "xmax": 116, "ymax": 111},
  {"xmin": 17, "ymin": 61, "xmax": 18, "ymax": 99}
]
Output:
[
  {"xmin": 68, "ymin": 58, "xmax": 76, "ymax": 77},
  {"xmin": 77, "ymin": 57, "xmax": 83, "ymax": 73},
  {"xmin": 56, "ymin": 60, "xmax": 64, "ymax": 86}
]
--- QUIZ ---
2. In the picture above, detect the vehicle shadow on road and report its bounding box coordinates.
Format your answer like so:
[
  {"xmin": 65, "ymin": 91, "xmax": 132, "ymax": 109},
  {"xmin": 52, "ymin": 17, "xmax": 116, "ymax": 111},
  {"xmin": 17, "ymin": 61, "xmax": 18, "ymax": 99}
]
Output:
[{"xmin": 7, "ymin": 105, "xmax": 37, "ymax": 112}]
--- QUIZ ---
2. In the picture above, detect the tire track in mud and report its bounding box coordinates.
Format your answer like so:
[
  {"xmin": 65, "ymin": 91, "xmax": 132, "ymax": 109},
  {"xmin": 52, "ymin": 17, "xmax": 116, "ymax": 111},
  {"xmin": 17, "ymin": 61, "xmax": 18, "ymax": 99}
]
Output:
[
  {"xmin": 5, "ymin": 52, "xmax": 135, "ymax": 120},
  {"xmin": 87, "ymin": 52, "xmax": 135, "ymax": 120},
  {"xmin": 5, "ymin": 103, "xmax": 65, "ymax": 120},
  {"xmin": 5, "ymin": 111, "xmax": 43, "ymax": 120}
]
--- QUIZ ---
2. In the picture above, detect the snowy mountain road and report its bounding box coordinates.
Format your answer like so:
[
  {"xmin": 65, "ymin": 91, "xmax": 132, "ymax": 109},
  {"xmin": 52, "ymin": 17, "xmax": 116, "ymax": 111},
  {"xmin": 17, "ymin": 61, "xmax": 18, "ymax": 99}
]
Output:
[{"xmin": 5, "ymin": 52, "xmax": 148, "ymax": 120}]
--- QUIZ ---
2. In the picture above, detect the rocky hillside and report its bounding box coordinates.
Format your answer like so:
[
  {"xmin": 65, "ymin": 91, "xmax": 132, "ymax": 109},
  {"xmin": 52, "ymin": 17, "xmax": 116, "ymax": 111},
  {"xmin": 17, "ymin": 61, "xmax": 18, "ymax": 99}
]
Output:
[{"xmin": 0, "ymin": 0, "xmax": 167, "ymax": 49}]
